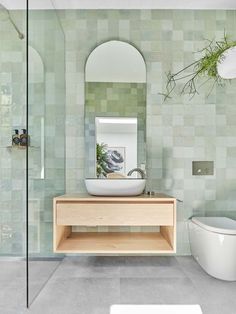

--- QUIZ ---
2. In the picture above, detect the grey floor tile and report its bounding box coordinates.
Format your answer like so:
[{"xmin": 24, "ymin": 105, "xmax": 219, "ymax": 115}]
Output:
[
  {"xmin": 53, "ymin": 256, "xmax": 121, "ymax": 279},
  {"xmin": 28, "ymin": 304, "xmax": 112, "ymax": 314},
  {"xmin": 120, "ymin": 277, "xmax": 200, "ymax": 304},
  {"xmin": 0, "ymin": 261, "xmax": 27, "ymax": 313},
  {"xmin": 0, "ymin": 261, "xmax": 26, "ymax": 280},
  {"xmin": 122, "ymin": 257, "xmax": 180, "ymax": 267},
  {"xmin": 0, "ymin": 278, "xmax": 26, "ymax": 309},
  {"xmin": 190, "ymin": 276, "xmax": 236, "ymax": 305},
  {"xmin": 119, "ymin": 257, "xmax": 186, "ymax": 278},
  {"xmin": 0, "ymin": 307, "xmax": 26, "ymax": 314},
  {"xmin": 29, "ymin": 277, "xmax": 120, "ymax": 314},
  {"xmin": 176, "ymin": 256, "xmax": 209, "ymax": 278},
  {"xmin": 201, "ymin": 302, "xmax": 236, "ymax": 314},
  {"xmin": 28, "ymin": 260, "xmax": 60, "ymax": 304},
  {"xmin": 177, "ymin": 257, "xmax": 236, "ymax": 306},
  {"xmin": 2, "ymin": 257, "xmax": 236, "ymax": 314}
]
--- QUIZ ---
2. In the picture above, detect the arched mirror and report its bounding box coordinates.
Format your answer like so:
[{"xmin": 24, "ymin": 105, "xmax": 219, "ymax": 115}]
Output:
[
  {"xmin": 217, "ymin": 46, "xmax": 236, "ymax": 79},
  {"xmin": 85, "ymin": 40, "xmax": 146, "ymax": 178}
]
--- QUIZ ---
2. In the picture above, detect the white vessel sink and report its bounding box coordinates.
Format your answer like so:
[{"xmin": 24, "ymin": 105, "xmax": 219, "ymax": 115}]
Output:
[{"xmin": 85, "ymin": 178, "xmax": 146, "ymax": 196}]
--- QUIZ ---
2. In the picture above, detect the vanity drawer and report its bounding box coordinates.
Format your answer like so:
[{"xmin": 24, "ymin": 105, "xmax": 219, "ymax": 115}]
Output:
[{"xmin": 56, "ymin": 202, "xmax": 174, "ymax": 226}]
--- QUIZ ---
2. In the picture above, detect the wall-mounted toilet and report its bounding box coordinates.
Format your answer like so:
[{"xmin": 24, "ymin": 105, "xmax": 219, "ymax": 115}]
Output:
[{"xmin": 188, "ymin": 216, "xmax": 236, "ymax": 281}]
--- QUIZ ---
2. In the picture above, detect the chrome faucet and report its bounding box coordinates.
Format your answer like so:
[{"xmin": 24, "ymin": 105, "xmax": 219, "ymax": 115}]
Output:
[{"xmin": 127, "ymin": 168, "xmax": 146, "ymax": 179}]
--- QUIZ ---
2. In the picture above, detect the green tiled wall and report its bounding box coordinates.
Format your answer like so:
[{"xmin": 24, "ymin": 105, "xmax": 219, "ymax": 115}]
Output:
[
  {"xmin": 85, "ymin": 82, "xmax": 146, "ymax": 177},
  {"xmin": 28, "ymin": 11, "xmax": 65, "ymax": 256},
  {"xmin": 0, "ymin": 10, "xmax": 65, "ymax": 256},
  {"xmin": 1, "ymin": 9, "xmax": 236, "ymax": 256},
  {"xmin": 60, "ymin": 9, "xmax": 236, "ymax": 255},
  {"xmin": 0, "ymin": 12, "xmax": 26, "ymax": 256}
]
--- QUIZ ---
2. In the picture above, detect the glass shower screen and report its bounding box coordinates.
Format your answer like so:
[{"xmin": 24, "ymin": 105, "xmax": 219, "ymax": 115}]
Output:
[{"xmin": 27, "ymin": 1, "xmax": 65, "ymax": 306}]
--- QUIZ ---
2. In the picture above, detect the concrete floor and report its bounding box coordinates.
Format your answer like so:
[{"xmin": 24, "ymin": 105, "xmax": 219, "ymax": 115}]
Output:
[{"xmin": 1, "ymin": 256, "xmax": 236, "ymax": 314}]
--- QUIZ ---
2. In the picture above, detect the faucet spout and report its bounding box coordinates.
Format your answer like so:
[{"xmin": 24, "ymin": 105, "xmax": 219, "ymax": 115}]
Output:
[{"xmin": 127, "ymin": 168, "xmax": 146, "ymax": 179}]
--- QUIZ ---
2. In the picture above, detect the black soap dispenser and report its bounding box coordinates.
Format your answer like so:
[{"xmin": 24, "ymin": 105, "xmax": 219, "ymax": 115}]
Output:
[
  {"xmin": 20, "ymin": 129, "xmax": 30, "ymax": 147},
  {"xmin": 12, "ymin": 129, "xmax": 20, "ymax": 146}
]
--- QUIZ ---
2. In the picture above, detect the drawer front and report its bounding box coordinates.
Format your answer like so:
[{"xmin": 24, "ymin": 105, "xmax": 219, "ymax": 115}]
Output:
[{"xmin": 56, "ymin": 202, "xmax": 174, "ymax": 226}]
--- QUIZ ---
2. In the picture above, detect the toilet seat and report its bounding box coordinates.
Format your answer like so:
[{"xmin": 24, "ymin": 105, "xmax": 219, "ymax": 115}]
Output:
[{"xmin": 191, "ymin": 217, "xmax": 236, "ymax": 235}]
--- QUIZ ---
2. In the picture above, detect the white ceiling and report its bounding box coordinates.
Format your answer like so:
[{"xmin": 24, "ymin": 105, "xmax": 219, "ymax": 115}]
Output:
[{"xmin": 2, "ymin": 0, "xmax": 236, "ymax": 10}]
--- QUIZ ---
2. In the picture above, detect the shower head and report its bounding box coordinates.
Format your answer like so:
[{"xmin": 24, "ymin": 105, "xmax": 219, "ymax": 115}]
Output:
[
  {"xmin": 0, "ymin": 3, "xmax": 24, "ymax": 40},
  {"xmin": 0, "ymin": 4, "xmax": 9, "ymax": 20}
]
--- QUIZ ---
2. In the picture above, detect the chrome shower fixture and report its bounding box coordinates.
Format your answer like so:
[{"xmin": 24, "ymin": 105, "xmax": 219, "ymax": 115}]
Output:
[{"xmin": 0, "ymin": 3, "xmax": 24, "ymax": 40}]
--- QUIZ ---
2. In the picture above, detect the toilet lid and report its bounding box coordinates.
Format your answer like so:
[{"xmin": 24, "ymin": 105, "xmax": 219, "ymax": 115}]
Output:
[{"xmin": 191, "ymin": 217, "xmax": 236, "ymax": 235}]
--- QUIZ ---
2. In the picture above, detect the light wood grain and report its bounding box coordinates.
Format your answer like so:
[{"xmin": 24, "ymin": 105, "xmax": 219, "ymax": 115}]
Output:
[
  {"xmin": 56, "ymin": 232, "xmax": 174, "ymax": 253},
  {"xmin": 160, "ymin": 226, "xmax": 174, "ymax": 250},
  {"xmin": 53, "ymin": 194, "xmax": 177, "ymax": 254},
  {"xmin": 160, "ymin": 199, "xmax": 176, "ymax": 252},
  {"xmin": 57, "ymin": 203, "xmax": 173, "ymax": 226},
  {"xmin": 54, "ymin": 225, "xmax": 71, "ymax": 252},
  {"xmin": 53, "ymin": 197, "xmax": 71, "ymax": 251},
  {"xmin": 54, "ymin": 193, "xmax": 175, "ymax": 202}
]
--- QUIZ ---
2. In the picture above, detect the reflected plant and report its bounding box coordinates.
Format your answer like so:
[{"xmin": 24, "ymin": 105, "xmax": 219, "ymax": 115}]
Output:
[{"xmin": 96, "ymin": 143, "xmax": 109, "ymax": 178}]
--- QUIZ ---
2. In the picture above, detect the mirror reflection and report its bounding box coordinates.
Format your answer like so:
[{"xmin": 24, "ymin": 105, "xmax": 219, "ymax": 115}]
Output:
[
  {"xmin": 96, "ymin": 117, "xmax": 138, "ymax": 178},
  {"xmin": 85, "ymin": 40, "xmax": 146, "ymax": 178}
]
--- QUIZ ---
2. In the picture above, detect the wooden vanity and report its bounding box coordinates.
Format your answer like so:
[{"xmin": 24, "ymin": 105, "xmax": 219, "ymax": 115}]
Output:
[{"xmin": 53, "ymin": 194, "xmax": 176, "ymax": 254}]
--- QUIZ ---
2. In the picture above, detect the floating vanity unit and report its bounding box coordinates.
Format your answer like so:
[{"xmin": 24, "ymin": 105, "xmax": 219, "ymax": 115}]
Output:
[{"xmin": 53, "ymin": 194, "xmax": 176, "ymax": 254}]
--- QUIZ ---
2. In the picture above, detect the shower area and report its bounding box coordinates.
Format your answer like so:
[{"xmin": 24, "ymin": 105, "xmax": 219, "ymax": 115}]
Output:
[{"xmin": 0, "ymin": 0, "xmax": 65, "ymax": 308}]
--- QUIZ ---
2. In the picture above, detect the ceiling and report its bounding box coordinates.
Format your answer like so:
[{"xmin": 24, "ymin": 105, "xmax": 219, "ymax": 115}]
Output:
[{"xmin": 2, "ymin": 0, "xmax": 236, "ymax": 10}]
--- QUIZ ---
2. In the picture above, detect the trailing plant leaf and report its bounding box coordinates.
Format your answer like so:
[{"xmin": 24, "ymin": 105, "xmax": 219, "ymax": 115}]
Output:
[{"xmin": 162, "ymin": 34, "xmax": 236, "ymax": 101}]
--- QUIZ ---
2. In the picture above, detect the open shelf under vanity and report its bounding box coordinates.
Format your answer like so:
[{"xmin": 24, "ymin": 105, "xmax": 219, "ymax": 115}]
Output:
[
  {"xmin": 55, "ymin": 231, "xmax": 173, "ymax": 254},
  {"xmin": 53, "ymin": 194, "xmax": 176, "ymax": 254}
]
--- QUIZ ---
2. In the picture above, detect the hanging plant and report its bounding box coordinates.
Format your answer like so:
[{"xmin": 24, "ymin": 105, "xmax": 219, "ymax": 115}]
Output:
[{"xmin": 161, "ymin": 34, "xmax": 236, "ymax": 101}]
